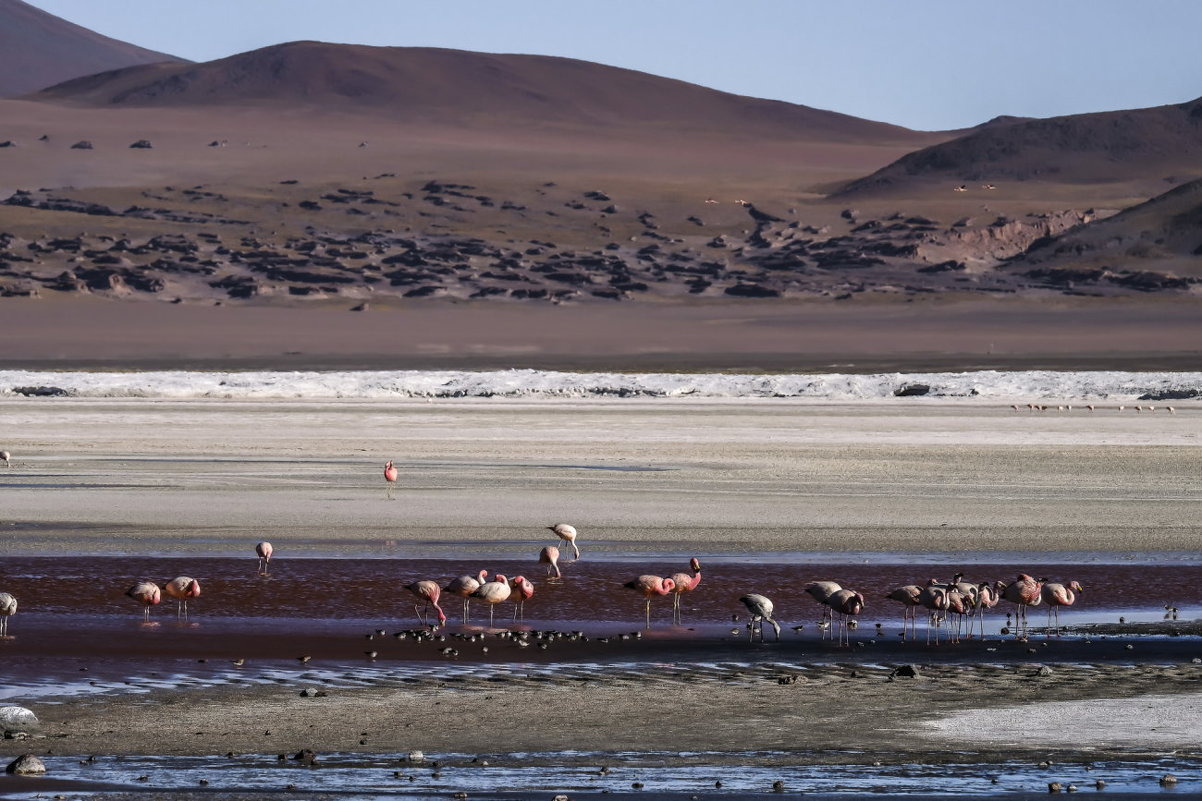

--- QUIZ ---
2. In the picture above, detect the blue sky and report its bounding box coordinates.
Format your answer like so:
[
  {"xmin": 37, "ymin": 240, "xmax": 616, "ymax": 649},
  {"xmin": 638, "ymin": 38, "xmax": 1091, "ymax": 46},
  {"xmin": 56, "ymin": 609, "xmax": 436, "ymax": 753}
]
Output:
[{"xmin": 29, "ymin": 0, "xmax": 1202, "ymax": 131}]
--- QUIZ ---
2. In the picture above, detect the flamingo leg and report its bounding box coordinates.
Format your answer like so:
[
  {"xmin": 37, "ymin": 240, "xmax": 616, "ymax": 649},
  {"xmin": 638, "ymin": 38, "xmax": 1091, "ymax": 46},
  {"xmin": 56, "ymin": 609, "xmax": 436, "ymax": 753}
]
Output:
[{"xmin": 489, "ymin": 604, "xmax": 495, "ymax": 628}]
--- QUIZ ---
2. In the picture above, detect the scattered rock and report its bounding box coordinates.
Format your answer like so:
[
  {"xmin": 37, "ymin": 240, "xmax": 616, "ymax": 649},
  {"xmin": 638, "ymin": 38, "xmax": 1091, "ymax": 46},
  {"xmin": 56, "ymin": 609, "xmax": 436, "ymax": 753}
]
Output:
[
  {"xmin": 5, "ymin": 754, "xmax": 46, "ymax": 775},
  {"xmin": 0, "ymin": 707, "xmax": 38, "ymax": 731},
  {"xmin": 893, "ymin": 384, "xmax": 931, "ymax": 397},
  {"xmin": 70, "ymin": 140, "xmax": 94, "ymax": 150},
  {"xmin": 1035, "ymin": 665, "xmax": 1054, "ymax": 677},
  {"xmin": 407, "ymin": 750, "xmax": 425, "ymax": 763},
  {"xmin": 129, "ymin": 140, "xmax": 153, "ymax": 149},
  {"xmin": 291, "ymin": 749, "xmax": 318, "ymax": 765},
  {"xmin": 891, "ymin": 664, "xmax": 921, "ymax": 678},
  {"xmin": 11, "ymin": 386, "xmax": 71, "ymax": 397}
]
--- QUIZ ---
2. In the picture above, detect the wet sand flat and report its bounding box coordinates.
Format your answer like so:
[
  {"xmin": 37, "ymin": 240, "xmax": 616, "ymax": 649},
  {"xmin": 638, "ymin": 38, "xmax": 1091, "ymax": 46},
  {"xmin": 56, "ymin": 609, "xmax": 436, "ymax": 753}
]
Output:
[{"xmin": 1, "ymin": 397, "xmax": 1199, "ymax": 556}]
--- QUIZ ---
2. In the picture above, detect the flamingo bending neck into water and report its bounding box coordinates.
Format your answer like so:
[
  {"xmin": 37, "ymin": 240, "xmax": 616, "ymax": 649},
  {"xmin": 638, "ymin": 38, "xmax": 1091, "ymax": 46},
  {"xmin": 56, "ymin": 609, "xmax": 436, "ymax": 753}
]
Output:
[
  {"xmin": 255, "ymin": 541, "xmax": 273, "ymax": 575},
  {"xmin": 539, "ymin": 546, "xmax": 561, "ymax": 578},
  {"xmin": 0, "ymin": 592, "xmax": 16, "ymax": 637},
  {"xmin": 404, "ymin": 580, "xmax": 447, "ymax": 629},
  {"xmin": 548, "ymin": 523, "xmax": 580, "ymax": 560},
  {"xmin": 739, "ymin": 593, "xmax": 780, "ymax": 642}
]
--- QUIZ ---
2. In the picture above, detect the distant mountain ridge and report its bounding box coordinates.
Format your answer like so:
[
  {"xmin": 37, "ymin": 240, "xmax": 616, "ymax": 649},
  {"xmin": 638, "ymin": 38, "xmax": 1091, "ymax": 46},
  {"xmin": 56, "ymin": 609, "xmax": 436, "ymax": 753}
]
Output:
[
  {"xmin": 840, "ymin": 97, "xmax": 1202, "ymax": 194},
  {"xmin": 32, "ymin": 40, "xmax": 928, "ymax": 143},
  {"xmin": 0, "ymin": 0, "xmax": 184, "ymax": 97}
]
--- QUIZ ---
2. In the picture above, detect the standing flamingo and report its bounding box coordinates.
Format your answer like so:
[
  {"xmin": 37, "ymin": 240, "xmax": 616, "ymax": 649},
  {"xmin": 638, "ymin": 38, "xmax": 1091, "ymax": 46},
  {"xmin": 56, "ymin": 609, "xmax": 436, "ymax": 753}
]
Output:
[
  {"xmin": 443, "ymin": 569, "xmax": 489, "ymax": 623},
  {"xmin": 384, "ymin": 460, "xmax": 398, "ymax": 500},
  {"xmin": 1041, "ymin": 580, "xmax": 1083, "ymax": 632},
  {"xmin": 126, "ymin": 581, "xmax": 161, "ymax": 621},
  {"xmin": 669, "ymin": 558, "xmax": 702, "ymax": 624},
  {"xmin": 0, "ymin": 592, "xmax": 16, "ymax": 637},
  {"xmin": 539, "ymin": 546, "xmax": 562, "ymax": 578},
  {"xmin": 255, "ymin": 541, "xmax": 273, "ymax": 575},
  {"xmin": 404, "ymin": 580, "xmax": 447, "ymax": 628},
  {"xmin": 739, "ymin": 594, "xmax": 780, "ymax": 642},
  {"xmin": 804, "ymin": 581, "xmax": 842, "ymax": 635},
  {"xmin": 471, "ymin": 574, "xmax": 512, "ymax": 627},
  {"xmin": 824, "ymin": 589, "xmax": 865, "ymax": 646},
  {"xmin": 509, "ymin": 576, "xmax": 535, "ymax": 622},
  {"xmin": 623, "ymin": 575, "xmax": 675, "ymax": 628},
  {"xmin": 1000, "ymin": 574, "xmax": 1044, "ymax": 637},
  {"xmin": 163, "ymin": 576, "xmax": 201, "ymax": 619},
  {"xmin": 884, "ymin": 585, "xmax": 922, "ymax": 639},
  {"xmin": 975, "ymin": 581, "xmax": 1000, "ymax": 637},
  {"xmin": 548, "ymin": 523, "xmax": 580, "ymax": 560},
  {"xmin": 918, "ymin": 583, "xmax": 951, "ymax": 644}
]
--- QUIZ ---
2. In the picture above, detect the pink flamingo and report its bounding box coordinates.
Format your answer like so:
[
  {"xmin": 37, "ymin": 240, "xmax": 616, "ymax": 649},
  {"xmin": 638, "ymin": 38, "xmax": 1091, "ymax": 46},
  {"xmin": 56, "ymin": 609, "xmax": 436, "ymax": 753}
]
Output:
[
  {"xmin": 975, "ymin": 581, "xmax": 1000, "ymax": 637},
  {"xmin": 0, "ymin": 592, "xmax": 16, "ymax": 637},
  {"xmin": 1041, "ymin": 580, "xmax": 1084, "ymax": 632},
  {"xmin": 471, "ymin": 574, "xmax": 512, "ymax": 627},
  {"xmin": 918, "ymin": 583, "xmax": 951, "ymax": 644},
  {"xmin": 509, "ymin": 575, "xmax": 535, "ymax": 622},
  {"xmin": 255, "ymin": 541, "xmax": 273, "ymax": 575},
  {"xmin": 163, "ymin": 576, "xmax": 201, "ymax": 619},
  {"xmin": 1000, "ymin": 574, "xmax": 1044, "ymax": 637},
  {"xmin": 884, "ymin": 585, "xmax": 922, "ymax": 639},
  {"xmin": 126, "ymin": 581, "xmax": 161, "ymax": 621},
  {"xmin": 404, "ymin": 580, "xmax": 447, "ymax": 628},
  {"xmin": 623, "ymin": 575, "xmax": 675, "ymax": 628},
  {"xmin": 443, "ymin": 569, "xmax": 489, "ymax": 623},
  {"xmin": 670, "ymin": 558, "xmax": 702, "ymax": 624},
  {"xmin": 539, "ymin": 546, "xmax": 561, "ymax": 578},
  {"xmin": 824, "ymin": 589, "xmax": 864, "ymax": 646},
  {"xmin": 384, "ymin": 460, "xmax": 398, "ymax": 500},
  {"xmin": 548, "ymin": 523, "xmax": 580, "ymax": 560}
]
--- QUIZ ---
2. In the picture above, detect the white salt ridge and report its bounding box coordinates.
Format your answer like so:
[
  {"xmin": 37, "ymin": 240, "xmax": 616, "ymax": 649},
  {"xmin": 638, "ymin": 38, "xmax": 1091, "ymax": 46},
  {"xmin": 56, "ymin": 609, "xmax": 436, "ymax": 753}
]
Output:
[{"xmin": 1, "ymin": 369, "xmax": 1200, "ymax": 401}]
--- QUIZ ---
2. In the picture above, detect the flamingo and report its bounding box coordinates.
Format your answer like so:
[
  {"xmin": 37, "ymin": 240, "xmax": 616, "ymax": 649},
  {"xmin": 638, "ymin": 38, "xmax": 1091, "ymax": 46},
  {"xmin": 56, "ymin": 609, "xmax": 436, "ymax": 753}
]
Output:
[
  {"xmin": 163, "ymin": 576, "xmax": 201, "ymax": 619},
  {"xmin": 824, "ymin": 589, "xmax": 865, "ymax": 646},
  {"xmin": 918, "ymin": 583, "xmax": 951, "ymax": 644},
  {"xmin": 804, "ymin": 580, "xmax": 841, "ymax": 634},
  {"xmin": 255, "ymin": 541, "xmax": 273, "ymax": 575},
  {"xmin": 509, "ymin": 576, "xmax": 535, "ymax": 622},
  {"xmin": 0, "ymin": 592, "xmax": 16, "ymax": 637},
  {"xmin": 384, "ymin": 460, "xmax": 398, "ymax": 500},
  {"xmin": 1000, "ymin": 574, "xmax": 1044, "ymax": 637},
  {"xmin": 539, "ymin": 546, "xmax": 562, "ymax": 578},
  {"xmin": 1041, "ymin": 580, "xmax": 1083, "ymax": 632},
  {"xmin": 0, "ymin": 450, "xmax": 9, "ymax": 468},
  {"xmin": 548, "ymin": 523, "xmax": 580, "ymax": 560},
  {"xmin": 739, "ymin": 594, "xmax": 780, "ymax": 642},
  {"xmin": 669, "ymin": 558, "xmax": 702, "ymax": 624},
  {"xmin": 443, "ymin": 569, "xmax": 489, "ymax": 623},
  {"xmin": 471, "ymin": 574, "xmax": 512, "ymax": 627},
  {"xmin": 975, "ymin": 581, "xmax": 1000, "ymax": 637},
  {"xmin": 126, "ymin": 581, "xmax": 161, "ymax": 621},
  {"xmin": 623, "ymin": 575, "xmax": 675, "ymax": 628},
  {"xmin": 404, "ymin": 580, "xmax": 447, "ymax": 628},
  {"xmin": 884, "ymin": 585, "xmax": 922, "ymax": 639}
]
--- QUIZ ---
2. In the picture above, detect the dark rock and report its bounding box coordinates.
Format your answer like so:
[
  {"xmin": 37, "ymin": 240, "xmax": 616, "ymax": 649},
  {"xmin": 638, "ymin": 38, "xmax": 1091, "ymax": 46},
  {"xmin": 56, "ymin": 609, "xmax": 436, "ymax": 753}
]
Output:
[
  {"xmin": 891, "ymin": 664, "xmax": 921, "ymax": 678},
  {"xmin": 291, "ymin": 749, "xmax": 318, "ymax": 765},
  {"xmin": 1138, "ymin": 389, "xmax": 1200, "ymax": 401},
  {"xmin": 12, "ymin": 386, "xmax": 71, "ymax": 397},
  {"xmin": 129, "ymin": 140, "xmax": 153, "ymax": 149},
  {"xmin": 840, "ymin": 208, "xmax": 859, "ymax": 221},
  {"xmin": 0, "ymin": 140, "xmax": 15, "ymax": 148},
  {"xmin": 70, "ymin": 140, "xmax": 94, "ymax": 150},
  {"xmin": 5, "ymin": 754, "xmax": 45, "ymax": 775},
  {"xmin": 724, "ymin": 283, "xmax": 781, "ymax": 298},
  {"xmin": 893, "ymin": 384, "xmax": 930, "ymax": 397}
]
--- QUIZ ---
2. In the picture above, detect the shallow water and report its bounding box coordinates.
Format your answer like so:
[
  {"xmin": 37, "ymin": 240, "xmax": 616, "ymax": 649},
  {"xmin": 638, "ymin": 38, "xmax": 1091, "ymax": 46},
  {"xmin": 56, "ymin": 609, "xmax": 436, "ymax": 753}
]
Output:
[{"xmin": 1, "ymin": 749, "xmax": 1199, "ymax": 798}]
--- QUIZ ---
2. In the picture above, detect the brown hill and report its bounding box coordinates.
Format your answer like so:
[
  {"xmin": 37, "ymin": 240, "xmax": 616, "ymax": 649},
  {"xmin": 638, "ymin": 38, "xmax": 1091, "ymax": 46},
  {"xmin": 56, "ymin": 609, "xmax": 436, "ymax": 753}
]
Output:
[
  {"xmin": 0, "ymin": 0, "xmax": 183, "ymax": 98},
  {"xmin": 1006, "ymin": 177, "xmax": 1202, "ymax": 288},
  {"xmin": 33, "ymin": 40, "xmax": 926, "ymax": 143},
  {"xmin": 838, "ymin": 98, "xmax": 1202, "ymax": 195}
]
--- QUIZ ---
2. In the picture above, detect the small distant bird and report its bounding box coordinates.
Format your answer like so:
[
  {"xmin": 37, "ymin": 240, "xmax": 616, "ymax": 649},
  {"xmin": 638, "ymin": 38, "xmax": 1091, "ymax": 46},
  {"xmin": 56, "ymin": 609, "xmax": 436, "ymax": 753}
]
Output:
[
  {"xmin": 256, "ymin": 541, "xmax": 273, "ymax": 575},
  {"xmin": 539, "ymin": 546, "xmax": 561, "ymax": 578},
  {"xmin": 0, "ymin": 450, "xmax": 9, "ymax": 468},
  {"xmin": 0, "ymin": 592, "xmax": 16, "ymax": 637},
  {"xmin": 670, "ymin": 558, "xmax": 702, "ymax": 624},
  {"xmin": 623, "ymin": 575, "xmax": 675, "ymax": 628},
  {"xmin": 739, "ymin": 594, "xmax": 780, "ymax": 642},
  {"xmin": 163, "ymin": 576, "xmax": 201, "ymax": 619},
  {"xmin": 384, "ymin": 460, "xmax": 398, "ymax": 500},
  {"xmin": 404, "ymin": 580, "xmax": 447, "ymax": 629},
  {"xmin": 126, "ymin": 581, "xmax": 161, "ymax": 621},
  {"xmin": 509, "ymin": 575, "xmax": 535, "ymax": 622},
  {"xmin": 548, "ymin": 523, "xmax": 580, "ymax": 560}
]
